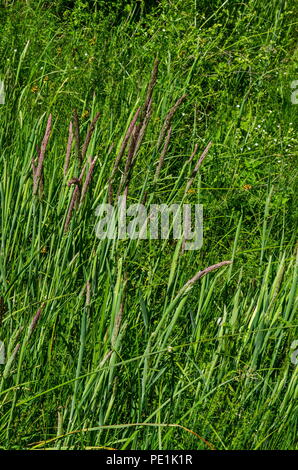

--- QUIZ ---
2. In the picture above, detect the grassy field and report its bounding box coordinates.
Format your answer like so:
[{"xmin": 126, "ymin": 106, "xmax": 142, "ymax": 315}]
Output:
[{"xmin": 0, "ymin": 0, "xmax": 297, "ymax": 450}]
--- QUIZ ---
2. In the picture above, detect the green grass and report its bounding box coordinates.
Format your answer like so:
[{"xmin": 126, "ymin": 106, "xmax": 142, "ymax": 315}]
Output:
[{"xmin": 0, "ymin": 0, "xmax": 297, "ymax": 450}]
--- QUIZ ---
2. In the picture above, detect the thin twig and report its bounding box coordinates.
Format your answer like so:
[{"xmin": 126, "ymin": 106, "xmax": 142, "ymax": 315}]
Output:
[
  {"xmin": 111, "ymin": 108, "xmax": 141, "ymax": 179},
  {"xmin": 72, "ymin": 109, "xmax": 81, "ymax": 165},
  {"xmin": 187, "ymin": 143, "xmax": 199, "ymax": 164},
  {"xmin": 33, "ymin": 114, "xmax": 52, "ymax": 196},
  {"xmin": 64, "ymin": 158, "xmax": 95, "ymax": 231},
  {"xmin": 64, "ymin": 185, "xmax": 80, "ymax": 232},
  {"xmin": 30, "ymin": 422, "xmax": 216, "ymax": 450},
  {"xmin": 111, "ymin": 301, "xmax": 125, "ymax": 348},
  {"xmin": 177, "ymin": 260, "xmax": 232, "ymax": 297},
  {"xmin": 116, "ymin": 125, "xmax": 139, "ymax": 198},
  {"xmin": 132, "ymin": 97, "xmax": 152, "ymax": 160},
  {"xmin": 157, "ymin": 94, "xmax": 187, "ymax": 149},
  {"xmin": 64, "ymin": 121, "xmax": 73, "ymax": 176},
  {"xmin": 81, "ymin": 112, "xmax": 100, "ymax": 160},
  {"xmin": 108, "ymin": 107, "xmax": 141, "ymax": 203},
  {"xmin": 185, "ymin": 141, "xmax": 212, "ymax": 193},
  {"xmin": 141, "ymin": 57, "xmax": 159, "ymax": 121},
  {"xmin": 29, "ymin": 303, "xmax": 45, "ymax": 336},
  {"xmin": 154, "ymin": 125, "xmax": 172, "ymax": 181},
  {"xmin": 79, "ymin": 156, "xmax": 98, "ymax": 205}
]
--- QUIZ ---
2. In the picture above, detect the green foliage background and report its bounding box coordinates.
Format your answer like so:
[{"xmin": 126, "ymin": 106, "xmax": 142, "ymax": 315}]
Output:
[{"xmin": 0, "ymin": 0, "xmax": 297, "ymax": 450}]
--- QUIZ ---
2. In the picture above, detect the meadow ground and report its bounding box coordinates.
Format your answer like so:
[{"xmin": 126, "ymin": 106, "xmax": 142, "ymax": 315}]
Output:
[{"xmin": 0, "ymin": 0, "xmax": 297, "ymax": 450}]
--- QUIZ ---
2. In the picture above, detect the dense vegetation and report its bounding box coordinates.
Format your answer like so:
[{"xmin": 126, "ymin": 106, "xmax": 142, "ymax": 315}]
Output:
[{"xmin": 0, "ymin": 0, "xmax": 297, "ymax": 450}]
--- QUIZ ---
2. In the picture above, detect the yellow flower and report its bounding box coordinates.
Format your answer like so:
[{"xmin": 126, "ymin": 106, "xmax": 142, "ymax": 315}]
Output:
[
  {"xmin": 243, "ymin": 184, "xmax": 252, "ymax": 191},
  {"xmin": 31, "ymin": 85, "xmax": 39, "ymax": 93},
  {"xmin": 43, "ymin": 75, "xmax": 49, "ymax": 82},
  {"xmin": 187, "ymin": 189, "xmax": 196, "ymax": 194}
]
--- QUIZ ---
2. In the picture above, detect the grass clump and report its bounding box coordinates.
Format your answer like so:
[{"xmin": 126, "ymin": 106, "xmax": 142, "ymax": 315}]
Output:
[{"xmin": 0, "ymin": 0, "xmax": 297, "ymax": 450}]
